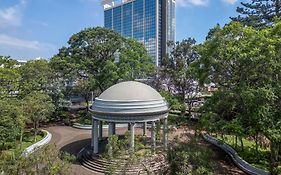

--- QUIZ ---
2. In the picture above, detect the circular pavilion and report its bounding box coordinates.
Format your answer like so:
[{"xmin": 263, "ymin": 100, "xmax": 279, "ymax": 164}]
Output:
[{"xmin": 89, "ymin": 81, "xmax": 169, "ymax": 155}]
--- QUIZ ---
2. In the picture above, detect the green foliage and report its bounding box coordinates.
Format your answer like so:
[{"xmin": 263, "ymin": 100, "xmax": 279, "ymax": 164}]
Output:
[
  {"xmin": 19, "ymin": 60, "xmax": 52, "ymax": 96},
  {"xmin": 52, "ymin": 107, "xmax": 68, "ymax": 122},
  {"xmin": 168, "ymin": 137, "xmax": 215, "ymax": 174},
  {"xmin": 0, "ymin": 144, "xmax": 73, "ymax": 175},
  {"xmin": 231, "ymin": 0, "xmax": 281, "ymax": 28},
  {"xmin": 50, "ymin": 27, "xmax": 154, "ymax": 101},
  {"xmin": 105, "ymin": 135, "xmax": 120, "ymax": 159},
  {"xmin": 160, "ymin": 90, "xmax": 183, "ymax": 111},
  {"xmin": 0, "ymin": 99, "xmax": 23, "ymax": 150},
  {"xmin": 0, "ymin": 56, "xmax": 18, "ymax": 68},
  {"xmin": 23, "ymin": 92, "xmax": 55, "ymax": 141},
  {"xmin": 168, "ymin": 114, "xmax": 188, "ymax": 126},
  {"xmin": 0, "ymin": 56, "xmax": 20, "ymax": 98},
  {"xmin": 104, "ymin": 132, "xmax": 149, "ymax": 159},
  {"xmin": 197, "ymin": 21, "xmax": 281, "ymax": 173},
  {"xmin": 158, "ymin": 39, "xmax": 199, "ymax": 102},
  {"xmin": 118, "ymin": 38, "xmax": 155, "ymax": 80},
  {"xmin": 77, "ymin": 110, "xmax": 92, "ymax": 125},
  {"xmin": 217, "ymin": 135, "xmax": 271, "ymax": 169}
]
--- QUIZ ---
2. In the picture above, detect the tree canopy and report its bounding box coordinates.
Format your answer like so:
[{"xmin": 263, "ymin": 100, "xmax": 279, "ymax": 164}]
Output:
[
  {"xmin": 50, "ymin": 27, "xmax": 154, "ymax": 100},
  {"xmin": 197, "ymin": 21, "xmax": 281, "ymax": 173},
  {"xmin": 231, "ymin": 0, "xmax": 281, "ymax": 28}
]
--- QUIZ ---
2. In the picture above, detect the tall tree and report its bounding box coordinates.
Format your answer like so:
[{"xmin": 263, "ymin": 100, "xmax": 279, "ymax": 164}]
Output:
[
  {"xmin": 19, "ymin": 60, "xmax": 52, "ymax": 96},
  {"xmin": 159, "ymin": 39, "xmax": 199, "ymax": 115},
  {"xmin": 23, "ymin": 92, "xmax": 55, "ymax": 141},
  {"xmin": 231, "ymin": 0, "xmax": 281, "ymax": 28},
  {"xmin": 0, "ymin": 56, "xmax": 20, "ymax": 98},
  {"xmin": 50, "ymin": 27, "xmax": 154, "ymax": 100},
  {"xmin": 197, "ymin": 21, "xmax": 281, "ymax": 173},
  {"xmin": 0, "ymin": 99, "xmax": 22, "ymax": 151}
]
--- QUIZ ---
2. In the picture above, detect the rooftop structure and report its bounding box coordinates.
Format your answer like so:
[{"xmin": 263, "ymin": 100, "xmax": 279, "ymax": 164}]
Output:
[
  {"xmin": 89, "ymin": 81, "xmax": 169, "ymax": 154},
  {"xmin": 102, "ymin": 0, "xmax": 176, "ymax": 66}
]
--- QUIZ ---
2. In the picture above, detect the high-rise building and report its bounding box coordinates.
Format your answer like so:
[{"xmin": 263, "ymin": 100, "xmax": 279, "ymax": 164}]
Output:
[{"xmin": 102, "ymin": 0, "xmax": 176, "ymax": 66}]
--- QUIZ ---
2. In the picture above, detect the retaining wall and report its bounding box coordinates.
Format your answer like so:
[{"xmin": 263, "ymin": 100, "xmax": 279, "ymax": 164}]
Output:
[
  {"xmin": 202, "ymin": 133, "xmax": 270, "ymax": 175},
  {"xmin": 22, "ymin": 130, "xmax": 52, "ymax": 157}
]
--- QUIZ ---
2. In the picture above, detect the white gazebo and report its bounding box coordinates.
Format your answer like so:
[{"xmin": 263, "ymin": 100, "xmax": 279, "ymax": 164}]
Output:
[{"xmin": 89, "ymin": 81, "xmax": 169, "ymax": 155}]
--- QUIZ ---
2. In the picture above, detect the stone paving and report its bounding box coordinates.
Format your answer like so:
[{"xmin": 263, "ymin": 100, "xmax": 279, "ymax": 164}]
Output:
[{"xmin": 46, "ymin": 125, "xmax": 246, "ymax": 175}]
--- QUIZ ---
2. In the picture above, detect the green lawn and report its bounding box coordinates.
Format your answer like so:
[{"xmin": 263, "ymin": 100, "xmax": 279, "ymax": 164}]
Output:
[
  {"xmin": 1, "ymin": 130, "xmax": 46, "ymax": 156},
  {"xmin": 215, "ymin": 134, "xmax": 271, "ymax": 171},
  {"xmin": 19, "ymin": 130, "xmax": 46, "ymax": 151}
]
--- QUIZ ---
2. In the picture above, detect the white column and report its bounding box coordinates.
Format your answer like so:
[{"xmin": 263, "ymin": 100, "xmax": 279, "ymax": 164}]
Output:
[
  {"xmin": 99, "ymin": 121, "xmax": 103, "ymax": 140},
  {"xmin": 163, "ymin": 118, "xmax": 168, "ymax": 150},
  {"xmin": 91, "ymin": 118, "xmax": 95, "ymax": 148},
  {"xmin": 93, "ymin": 119, "xmax": 99, "ymax": 154},
  {"xmin": 112, "ymin": 123, "xmax": 116, "ymax": 135},
  {"xmin": 128, "ymin": 123, "xmax": 131, "ymax": 131},
  {"xmin": 130, "ymin": 123, "xmax": 135, "ymax": 154},
  {"xmin": 109, "ymin": 122, "xmax": 114, "ymax": 136},
  {"xmin": 108, "ymin": 122, "xmax": 114, "ymax": 157},
  {"xmin": 143, "ymin": 122, "xmax": 147, "ymax": 136},
  {"xmin": 151, "ymin": 121, "xmax": 156, "ymax": 153}
]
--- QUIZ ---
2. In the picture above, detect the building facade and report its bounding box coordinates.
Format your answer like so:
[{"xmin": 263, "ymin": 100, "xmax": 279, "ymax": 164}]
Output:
[{"xmin": 102, "ymin": 0, "xmax": 176, "ymax": 66}]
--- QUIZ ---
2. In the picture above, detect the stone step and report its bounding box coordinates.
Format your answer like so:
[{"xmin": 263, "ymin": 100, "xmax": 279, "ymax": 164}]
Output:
[
  {"xmin": 85, "ymin": 154, "xmax": 140, "ymax": 168},
  {"xmin": 82, "ymin": 160, "xmax": 105, "ymax": 174},
  {"xmin": 82, "ymin": 156, "xmax": 145, "ymax": 174},
  {"xmin": 80, "ymin": 151, "xmax": 167, "ymax": 175}
]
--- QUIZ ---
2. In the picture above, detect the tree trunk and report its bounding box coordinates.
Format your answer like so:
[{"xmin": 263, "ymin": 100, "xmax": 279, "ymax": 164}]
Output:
[
  {"xmin": 240, "ymin": 137, "xmax": 244, "ymax": 152},
  {"xmin": 221, "ymin": 132, "xmax": 224, "ymax": 141},
  {"xmin": 85, "ymin": 98, "xmax": 89, "ymax": 112},
  {"xmin": 19, "ymin": 128, "xmax": 24, "ymax": 150},
  {"xmin": 235, "ymin": 135, "xmax": 238, "ymax": 149},
  {"xmin": 188, "ymin": 103, "xmax": 192, "ymax": 118},
  {"xmin": 255, "ymin": 134, "xmax": 259, "ymax": 154},
  {"xmin": 34, "ymin": 121, "xmax": 38, "ymax": 142},
  {"xmin": 270, "ymin": 141, "xmax": 279, "ymax": 175}
]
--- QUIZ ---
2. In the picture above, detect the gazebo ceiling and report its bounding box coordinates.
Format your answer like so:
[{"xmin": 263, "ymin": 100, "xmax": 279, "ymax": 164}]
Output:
[{"xmin": 90, "ymin": 81, "xmax": 169, "ymax": 122}]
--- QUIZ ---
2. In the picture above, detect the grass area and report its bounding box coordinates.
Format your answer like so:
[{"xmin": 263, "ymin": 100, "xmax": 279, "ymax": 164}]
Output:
[
  {"xmin": 19, "ymin": 130, "xmax": 46, "ymax": 151},
  {"xmin": 77, "ymin": 116, "xmax": 92, "ymax": 125},
  {"xmin": 215, "ymin": 134, "xmax": 271, "ymax": 171},
  {"xmin": 1, "ymin": 130, "xmax": 46, "ymax": 156}
]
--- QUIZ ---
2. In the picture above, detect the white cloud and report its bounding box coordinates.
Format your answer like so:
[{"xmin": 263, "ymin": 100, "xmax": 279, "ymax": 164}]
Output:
[
  {"xmin": 177, "ymin": 0, "xmax": 209, "ymax": 7},
  {"xmin": 0, "ymin": 0, "xmax": 26, "ymax": 27},
  {"xmin": 0, "ymin": 34, "xmax": 42, "ymax": 50},
  {"xmin": 221, "ymin": 0, "xmax": 238, "ymax": 5}
]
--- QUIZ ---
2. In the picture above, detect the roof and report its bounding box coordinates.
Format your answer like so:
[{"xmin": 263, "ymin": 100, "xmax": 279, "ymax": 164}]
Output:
[
  {"xmin": 99, "ymin": 81, "xmax": 163, "ymax": 101},
  {"xmin": 90, "ymin": 81, "xmax": 169, "ymax": 122}
]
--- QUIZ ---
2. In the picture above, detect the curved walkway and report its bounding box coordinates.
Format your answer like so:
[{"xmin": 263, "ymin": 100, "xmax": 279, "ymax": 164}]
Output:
[
  {"xmin": 46, "ymin": 125, "xmax": 145, "ymax": 175},
  {"xmin": 46, "ymin": 126, "xmax": 93, "ymax": 175},
  {"xmin": 46, "ymin": 125, "xmax": 246, "ymax": 175}
]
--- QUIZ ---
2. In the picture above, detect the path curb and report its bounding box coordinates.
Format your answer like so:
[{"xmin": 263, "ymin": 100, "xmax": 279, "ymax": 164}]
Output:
[
  {"xmin": 22, "ymin": 130, "xmax": 52, "ymax": 157},
  {"xmin": 202, "ymin": 133, "xmax": 270, "ymax": 175}
]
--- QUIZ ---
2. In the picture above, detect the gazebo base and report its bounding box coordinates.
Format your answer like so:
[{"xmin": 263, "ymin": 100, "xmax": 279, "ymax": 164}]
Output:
[{"xmin": 78, "ymin": 146, "xmax": 168, "ymax": 174}]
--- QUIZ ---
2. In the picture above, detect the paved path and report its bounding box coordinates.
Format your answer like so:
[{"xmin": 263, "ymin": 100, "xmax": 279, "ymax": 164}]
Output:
[
  {"xmin": 46, "ymin": 125, "xmax": 246, "ymax": 175},
  {"xmin": 46, "ymin": 126, "xmax": 93, "ymax": 175},
  {"xmin": 46, "ymin": 125, "xmax": 145, "ymax": 175}
]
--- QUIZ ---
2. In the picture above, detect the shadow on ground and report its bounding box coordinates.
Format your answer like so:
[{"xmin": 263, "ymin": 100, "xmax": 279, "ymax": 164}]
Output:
[
  {"xmin": 60, "ymin": 138, "xmax": 91, "ymax": 156},
  {"xmin": 59, "ymin": 138, "xmax": 112, "ymax": 158}
]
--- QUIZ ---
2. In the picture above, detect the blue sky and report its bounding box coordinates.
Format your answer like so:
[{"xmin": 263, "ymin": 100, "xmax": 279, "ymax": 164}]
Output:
[{"xmin": 0, "ymin": 0, "xmax": 244, "ymax": 60}]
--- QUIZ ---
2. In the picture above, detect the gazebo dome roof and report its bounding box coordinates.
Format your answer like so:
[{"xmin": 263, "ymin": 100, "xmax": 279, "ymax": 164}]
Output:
[
  {"xmin": 90, "ymin": 81, "xmax": 169, "ymax": 122},
  {"xmin": 99, "ymin": 81, "xmax": 162, "ymax": 101}
]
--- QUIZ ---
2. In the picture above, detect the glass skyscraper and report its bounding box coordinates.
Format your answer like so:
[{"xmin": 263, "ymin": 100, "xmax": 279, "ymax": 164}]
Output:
[{"xmin": 102, "ymin": 0, "xmax": 176, "ymax": 66}]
